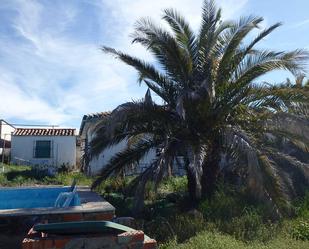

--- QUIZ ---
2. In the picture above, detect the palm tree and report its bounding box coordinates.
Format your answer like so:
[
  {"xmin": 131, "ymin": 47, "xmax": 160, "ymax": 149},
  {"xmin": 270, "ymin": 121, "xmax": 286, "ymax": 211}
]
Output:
[{"xmin": 91, "ymin": 0, "xmax": 309, "ymax": 213}]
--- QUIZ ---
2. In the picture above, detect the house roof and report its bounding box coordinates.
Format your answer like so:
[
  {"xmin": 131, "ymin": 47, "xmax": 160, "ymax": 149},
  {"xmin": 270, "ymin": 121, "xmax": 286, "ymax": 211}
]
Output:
[
  {"xmin": 13, "ymin": 128, "xmax": 76, "ymax": 136},
  {"xmin": 0, "ymin": 119, "xmax": 15, "ymax": 129},
  {"xmin": 83, "ymin": 112, "xmax": 111, "ymax": 121},
  {"xmin": 79, "ymin": 111, "xmax": 111, "ymax": 136}
]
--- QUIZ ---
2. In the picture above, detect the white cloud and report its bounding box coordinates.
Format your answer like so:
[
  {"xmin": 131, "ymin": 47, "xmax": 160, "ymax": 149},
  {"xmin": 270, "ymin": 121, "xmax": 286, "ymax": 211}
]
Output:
[
  {"xmin": 293, "ymin": 19, "xmax": 309, "ymax": 28},
  {"xmin": 0, "ymin": 74, "xmax": 68, "ymax": 124},
  {"xmin": 0, "ymin": 0, "xmax": 248, "ymax": 128}
]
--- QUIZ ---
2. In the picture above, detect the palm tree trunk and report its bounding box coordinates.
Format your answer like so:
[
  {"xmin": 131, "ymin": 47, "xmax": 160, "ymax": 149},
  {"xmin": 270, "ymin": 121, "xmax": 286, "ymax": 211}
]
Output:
[
  {"xmin": 184, "ymin": 146, "xmax": 205, "ymax": 206},
  {"xmin": 184, "ymin": 158, "xmax": 199, "ymax": 207},
  {"xmin": 201, "ymin": 138, "xmax": 221, "ymax": 199}
]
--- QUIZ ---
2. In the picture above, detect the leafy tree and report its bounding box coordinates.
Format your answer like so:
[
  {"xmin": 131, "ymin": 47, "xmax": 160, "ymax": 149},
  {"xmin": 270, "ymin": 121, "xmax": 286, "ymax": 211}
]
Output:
[{"xmin": 91, "ymin": 0, "xmax": 309, "ymax": 213}]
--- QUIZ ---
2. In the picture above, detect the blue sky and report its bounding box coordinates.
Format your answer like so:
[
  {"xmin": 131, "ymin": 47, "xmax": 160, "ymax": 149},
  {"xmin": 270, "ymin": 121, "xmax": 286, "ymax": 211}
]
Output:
[{"xmin": 0, "ymin": 0, "xmax": 308, "ymax": 129}]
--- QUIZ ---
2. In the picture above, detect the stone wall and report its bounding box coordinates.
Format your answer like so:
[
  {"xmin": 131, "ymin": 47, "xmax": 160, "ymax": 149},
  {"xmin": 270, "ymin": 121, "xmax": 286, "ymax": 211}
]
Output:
[{"xmin": 22, "ymin": 228, "xmax": 157, "ymax": 249}]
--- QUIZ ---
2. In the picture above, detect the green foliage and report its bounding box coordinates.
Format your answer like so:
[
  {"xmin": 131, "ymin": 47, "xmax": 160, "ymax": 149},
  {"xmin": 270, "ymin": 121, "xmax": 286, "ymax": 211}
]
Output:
[
  {"xmin": 160, "ymin": 230, "xmax": 309, "ymax": 249},
  {"xmin": 159, "ymin": 177, "xmax": 188, "ymax": 194},
  {"xmin": 0, "ymin": 164, "xmax": 92, "ymax": 186},
  {"xmin": 294, "ymin": 191, "xmax": 309, "ymax": 219},
  {"xmin": 291, "ymin": 219, "xmax": 309, "ymax": 241},
  {"xmin": 91, "ymin": 175, "xmax": 309, "ymax": 247},
  {"xmin": 95, "ymin": 177, "xmax": 131, "ymax": 195},
  {"xmin": 199, "ymin": 189, "xmax": 242, "ymax": 221},
  {"xmin": 199, "ymin": 184, "xmax": 254, "ymax": 221},
  {"xmin": 0, "ymin": 173, "xmax": 9, "ymax": 185},
  {"xmin": 145, "ymin": 181, "xmax": 157, "ymax": 202},
  {"xmin": 171, "ymin": 215, "xmax": 206, "ymax": 242},
  {"xmin": 196, "ymin": 186, "xmax": 282, "ymax": 242},
  {"xmin": 144, "ymin": 214, "xmax": 206, "ymax": 243},
  {"xmin": 104, "ymin": 194, "xmax": 134, "ymax": 217},
  {"xmin": 221, "ymin": 209, "xmax": 278, "ymax": 242},
  {"xmin": 43, "ymin": 172, "xmax": 92, "ymax": 186}
]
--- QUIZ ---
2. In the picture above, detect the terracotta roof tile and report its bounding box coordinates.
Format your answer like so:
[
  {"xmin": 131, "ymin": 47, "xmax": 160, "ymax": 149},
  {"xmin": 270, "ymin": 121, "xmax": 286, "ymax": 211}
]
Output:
[
  {"xmin": 79, "ymin": 111, "xmax": 111, "ymax": 136},
  {"xmin": 84, "ymin": 111, "xmax": 111, "ymax": 120},
  {"xmin": 13, "ymin": 128, "xmax": 76, "ymax": 136}
]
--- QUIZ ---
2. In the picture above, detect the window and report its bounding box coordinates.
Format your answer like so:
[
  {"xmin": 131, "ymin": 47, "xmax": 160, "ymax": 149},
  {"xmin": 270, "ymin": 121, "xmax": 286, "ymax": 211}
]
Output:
[{"xmin": 34, "ymin": 140, "xmax": 51, "ymax": 158}]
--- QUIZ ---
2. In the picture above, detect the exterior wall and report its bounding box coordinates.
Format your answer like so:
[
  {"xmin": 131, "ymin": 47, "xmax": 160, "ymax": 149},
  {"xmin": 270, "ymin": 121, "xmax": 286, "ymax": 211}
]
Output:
[
  {"xmin": 88, "ymin": 147, "xmax": 157, "ymax": 176},
  {"xmin": 0, "ymin": 120, "xmax": 15, "ymax": 140},
  {"xmin": 22, "ymin": 229, "xmax": 156, "ymax": 249},
  {"xmin": 85, "ymin": 122, "xmax": 157, "ymax": 176},
  {"xmin": 81, "ymin": 118, "xmax": 183, "ymax": 176},
  {"xmin": 0, "ymin": 120, "xmax": 15, "ymax": 157},
  {"xmin": 11, "ymin": 135, "xmax": 76, "ymax": 167},
  {"xmin": 88, "ymin": 140, "xmax": 127, "ymax": 175}
]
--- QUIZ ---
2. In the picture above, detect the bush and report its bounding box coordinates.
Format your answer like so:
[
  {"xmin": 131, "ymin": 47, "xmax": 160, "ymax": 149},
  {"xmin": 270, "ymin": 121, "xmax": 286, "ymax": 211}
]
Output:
[
  {"xmin": 145, "ymin": 214, "xmax": 206, "ymax": 243},
  {"xmin": 294, "ymin": 191, "xmax": 309, "ymax": 219},
  {"xmin": 197, "ymin": 186, "xmax": 282, "ymax": 242},
  {"xmin": 291, "ymin": 219, "xmax": 309, "ymax": 241},
  {"xmin": 199, "ymin": 186, "xmax": 245, "ymax": 221},
  {"xmin": 0, "ymin": 173, "xmax": 9, "ymax": 186},
  {"xmin": 161, "ymin": 230, "xmax": 309, "ymax": 249},
  {"xmin": 145, "ymin": 181, "xmax": 157, "ymax": 202},
  {"xmin": 172, "ymin": 214, "xmax": 206, "ymax": 242},
  {"xmin": 96, "ymin": 177, "xmax": 133, "ymax": 196},
  {"xmin": 104, "ymin": 194, "xmax": 134, "ymax": 217},
  {"xmin": 221, "ymin": 208, "xmax": 278, "ymax": 242},
  {"xmin": 159, "ymin": 177, "xmax": 187, "ymax": 193},
  {"xmin": 0, "ymin": 164, "xmax": 92, "ymax": 187}
]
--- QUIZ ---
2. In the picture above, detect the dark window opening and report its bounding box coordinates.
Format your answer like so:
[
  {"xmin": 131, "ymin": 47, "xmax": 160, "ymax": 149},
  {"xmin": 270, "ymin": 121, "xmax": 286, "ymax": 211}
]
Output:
[{"xmin": 35, "ymin": 140, "xmax": 51, "ymax": 158}]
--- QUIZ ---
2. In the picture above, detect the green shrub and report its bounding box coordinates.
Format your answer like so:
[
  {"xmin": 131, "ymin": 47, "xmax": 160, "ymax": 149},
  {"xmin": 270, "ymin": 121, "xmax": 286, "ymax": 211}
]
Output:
[
  {"xmin": 294, "ymin": 192, "xmax": 309, "ymax": 219},
  {"xmin": 145, "ymin": 214, "xmax": 206, "ymax": 243},
  {"xmin": 145, "ymin": 181, "xmax": 157, "ymax": 202},
  {"xmin": 291, "ymin": 219, "xmax": 309, "ymax": 241},
  {"xmin": 199, "ymin": 187, "xmax": 244, "ymax": 221},
  {"xmin": 96, "ymin": 176, "xmax": 133, "ymax": 196},
  {"xmin": 104, "ymin": 194, "xmax": 134, "ymax": 217},
  {"xmin": 144, "ymin": 217, "xmax": 176, "ymax": 243},
  {"xmin": 161, "ymin": 230, "xmax": 309, "ymax": 249},
  {"xmin": 160, "ymin": 177, "xmax": 188, "ymax": 193},
  {"xmin": 0, "ymin": 173, "xmax": 9, "ymax": 186},
  {"xmin": 162, "ymin": 231, "xmax": 249, "ymax": 249},
  {"xmin": 221, "ymin": 208, "xmax": 278, "ymax": 242},
  {"xmin": 0, "ymin": 164, "xmax": 92, "ymax": 187},
  {"xmin": 172, "ymin": 214, "xmax": 206, "ymax": 242}
]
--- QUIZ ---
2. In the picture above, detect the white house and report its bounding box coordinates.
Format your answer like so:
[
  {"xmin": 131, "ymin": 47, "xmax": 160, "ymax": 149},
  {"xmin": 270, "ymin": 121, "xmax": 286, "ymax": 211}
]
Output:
[
  {"xmin": 0, "ymin": 119, "xmax": 15, "ymax": 162},
  {"xmin": 11, "ymin": 128, "xmax": 76, "ymax": 168},
  {"xmin": 79, "ymin": 112, "xmax": 156, "ymax": 175}
]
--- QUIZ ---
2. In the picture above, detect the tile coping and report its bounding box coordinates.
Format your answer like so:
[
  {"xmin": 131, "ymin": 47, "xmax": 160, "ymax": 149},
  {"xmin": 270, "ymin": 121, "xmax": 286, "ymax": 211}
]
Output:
[{"xmin": 0, "ymin": 186, "xmax": 115, "ymax": 217}]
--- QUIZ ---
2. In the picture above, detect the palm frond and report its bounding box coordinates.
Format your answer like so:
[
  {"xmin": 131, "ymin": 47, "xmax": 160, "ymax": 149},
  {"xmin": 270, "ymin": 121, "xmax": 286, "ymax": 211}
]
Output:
[
  {"xmin": 231, "ymin": 49, "xmax": 308, "ymax": 94},
  {"xmin": 101, "ymin": 46, "xmax": 175, "ymax": 97},
  {"xmin": 131, "ymin": 17, "xmax": 192, "ymax": 84},
  {"xmin": 216, "ymin": 16, "xmax": 264, "ymax": 85},
  {"xmin": 163, "ymin": 8, "xmax": 197, "ymax": 67},
  {"xmin": 91, "ymin": 138, "xmax": 159, "ymax": 189},
  {"xmin": 199, "ymin": 0, "xmax": 221, "ymax": 39},
  {"xmin": 216, "ymin": 23, "xmax": 282, "ymax": 91},
  {"xmin": 265, "ymin": 112, "xmax": 309, "ymax": 142}
]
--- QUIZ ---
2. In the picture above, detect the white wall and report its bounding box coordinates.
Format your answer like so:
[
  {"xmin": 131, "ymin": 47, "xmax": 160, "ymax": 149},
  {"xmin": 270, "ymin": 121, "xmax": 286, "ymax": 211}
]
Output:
[
  {"xmin": 0, "ymin": 120, "xmax": 15, "ymax": 140},
  {"xmin": 11, "ymin": 135, "xmax": 76, "ymax": 167},
  {"xmin": 88, "ymin": 143, "xmax": 157, "ymax": 175},
  {"xmin": 89, "ymin": 140, "xmax": 127, "ymax": 175},
  {"xmin": 0, "ymin": 120, "xmax": 15, "ymax": 156},
  {"xmin": 81, "ymin": 119, "xmax": 157, "ymax": 175}
]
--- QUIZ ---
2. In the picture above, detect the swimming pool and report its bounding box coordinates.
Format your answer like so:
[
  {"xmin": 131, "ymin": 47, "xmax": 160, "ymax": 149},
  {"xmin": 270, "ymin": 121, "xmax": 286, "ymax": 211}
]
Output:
[
  {"xmin": 0, "ymin": 186, "xmax": 115, "ymax": 249},
  {"xmin": 0, "ymin": 186, "xmax": 80, "ymax": 209}
]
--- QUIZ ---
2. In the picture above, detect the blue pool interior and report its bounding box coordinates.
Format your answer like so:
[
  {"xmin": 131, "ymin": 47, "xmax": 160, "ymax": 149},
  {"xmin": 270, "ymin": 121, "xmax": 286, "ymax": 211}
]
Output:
[{"xmin": 0, "ymin": 187, "xmax": 81, "ymax": 210}]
